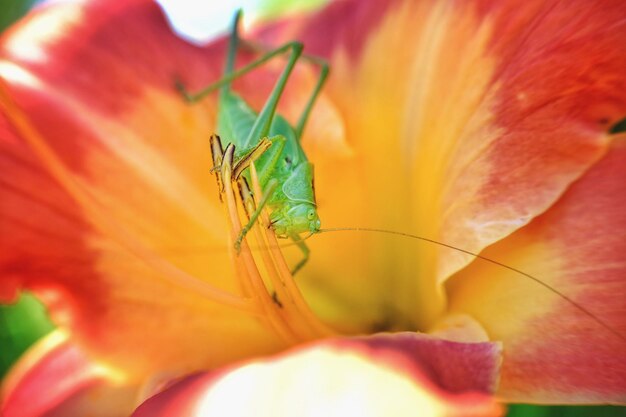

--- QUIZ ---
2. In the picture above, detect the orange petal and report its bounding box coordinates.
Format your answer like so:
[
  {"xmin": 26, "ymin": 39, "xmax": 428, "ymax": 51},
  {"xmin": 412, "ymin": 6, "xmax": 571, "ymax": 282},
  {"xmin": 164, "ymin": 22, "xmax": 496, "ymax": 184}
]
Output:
[
  {"xmin": 1, "ymin": 330, "xmax": 139, "ymax": 417},
  {"xmin": 446, "ymin": 136, "xmax": 626, "ymax": 403},
  {"xmin": 0, "ymin": 0, "xmax": 289, "ymax": 378},
  {"xmin": 259, "ymin": 0, "xmax": 626, "ymax": 331},
  {"xmin": 133, "ymin": 333, "xmax": 503, "ymax": 417}
]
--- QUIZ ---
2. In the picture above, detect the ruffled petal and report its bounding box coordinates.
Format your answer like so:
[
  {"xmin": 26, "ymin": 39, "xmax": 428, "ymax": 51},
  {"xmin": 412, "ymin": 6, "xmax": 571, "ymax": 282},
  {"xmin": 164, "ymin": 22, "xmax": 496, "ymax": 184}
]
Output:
[
  {"xmin": 446, "ymin": 136, "xmax": 626, "ymax": 403},
  {"xmin": 133, "ymin": 333, "xmax": 503, "ymax": 417},
  {"xmin": 0, "ymin": 0, "xmax": 292, "ymax": 378},
  {"xmin": 260, "ymin": 0, "xmax": 626, "ymax": 330},
  {"xmin": 1, "ymin": 330, "xmax": 139, "ymax": 417}
]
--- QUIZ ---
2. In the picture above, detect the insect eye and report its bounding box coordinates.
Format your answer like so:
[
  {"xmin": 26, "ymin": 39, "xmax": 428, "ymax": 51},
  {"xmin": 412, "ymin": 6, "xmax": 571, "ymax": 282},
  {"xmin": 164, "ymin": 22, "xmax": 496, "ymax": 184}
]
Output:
[{"xmin": 307, "ymin": 209, "xmax": 315, "ymax": 220}]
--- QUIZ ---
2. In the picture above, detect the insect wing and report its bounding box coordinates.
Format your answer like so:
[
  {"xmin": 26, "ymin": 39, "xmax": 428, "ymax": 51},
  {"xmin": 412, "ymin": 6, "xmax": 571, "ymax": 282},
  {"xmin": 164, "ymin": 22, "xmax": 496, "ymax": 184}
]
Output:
[{"xmin": 217, "ymin": 91, "xmax": 257, "ymax": 148}]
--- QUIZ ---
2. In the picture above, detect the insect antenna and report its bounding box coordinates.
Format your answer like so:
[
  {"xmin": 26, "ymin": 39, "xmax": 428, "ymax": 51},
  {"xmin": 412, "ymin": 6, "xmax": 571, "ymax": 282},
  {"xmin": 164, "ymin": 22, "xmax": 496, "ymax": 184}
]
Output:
[
  {"xmin": 221, "ymin": 9, "xmax": 243, "ymax": 96},
  {"xmin": 305, "ymin": 226, "xmax": 625, "ymax": 342}
]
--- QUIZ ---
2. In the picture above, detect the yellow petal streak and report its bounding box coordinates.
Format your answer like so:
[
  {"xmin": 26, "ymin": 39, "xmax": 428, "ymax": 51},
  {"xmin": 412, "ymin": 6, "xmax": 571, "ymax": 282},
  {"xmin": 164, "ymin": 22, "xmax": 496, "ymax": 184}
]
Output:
[{"xmin": 308, "ymin": 0, "xmax": 498, "ymax": 331}]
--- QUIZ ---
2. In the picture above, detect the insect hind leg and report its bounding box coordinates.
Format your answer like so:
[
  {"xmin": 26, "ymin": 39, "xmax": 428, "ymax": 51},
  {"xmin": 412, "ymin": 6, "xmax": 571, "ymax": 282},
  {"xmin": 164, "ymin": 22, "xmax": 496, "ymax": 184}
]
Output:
[
  {"xmin": 238, "ymin": 39, "xmax": 330, "ymax": 137},
  {"xmin": 174, "ymin": 41, "xmax": 303, "ymax": 106}
]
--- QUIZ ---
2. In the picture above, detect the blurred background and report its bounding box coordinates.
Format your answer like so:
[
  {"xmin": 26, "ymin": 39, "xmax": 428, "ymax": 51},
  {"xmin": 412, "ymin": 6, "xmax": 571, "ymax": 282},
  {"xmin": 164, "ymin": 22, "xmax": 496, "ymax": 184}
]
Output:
[{"xmin": 0, "ymin": 0, "xmax": 624, "ymax": 415}]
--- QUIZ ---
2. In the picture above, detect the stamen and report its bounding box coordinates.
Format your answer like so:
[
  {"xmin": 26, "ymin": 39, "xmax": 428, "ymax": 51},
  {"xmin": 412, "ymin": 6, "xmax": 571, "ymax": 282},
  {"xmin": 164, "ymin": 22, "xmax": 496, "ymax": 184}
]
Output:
[
  {"xmin": 249, "ymin": 164, "xmax": 337, "ymax": 339},
  {"xmin": 219, "ymin": 145, "xmax": 301, "ymax": 344},
  {"xmin": 215, "ymin": 137, "xmax": 338, "ymax": 343}
]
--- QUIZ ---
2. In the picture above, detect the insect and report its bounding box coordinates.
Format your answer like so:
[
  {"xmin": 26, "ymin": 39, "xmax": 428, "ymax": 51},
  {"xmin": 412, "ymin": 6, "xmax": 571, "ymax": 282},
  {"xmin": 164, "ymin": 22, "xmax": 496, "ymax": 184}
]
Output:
[{"xmin": 176, "ymin": 10, "xmax": 327, "ymax": 275}]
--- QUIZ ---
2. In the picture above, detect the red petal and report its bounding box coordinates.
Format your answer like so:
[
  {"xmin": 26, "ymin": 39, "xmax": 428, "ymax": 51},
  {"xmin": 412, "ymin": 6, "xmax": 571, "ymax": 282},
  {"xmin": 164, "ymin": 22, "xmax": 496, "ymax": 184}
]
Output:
[
  {"xmin": 1, "ymin": 331, "xmax": 139, "ymax": 417},
  {"xmin": 132, "ymin": 333, "xmax": 503, "ymax": 417},
  {"xmin": 447, "ymin": 137, "xmax": 626, "ymax": 403},
  {"xmin": 0, "ymin": 0, "xmax": 286, "ymax": 377},
  {"xmin": 259, "ymin": 0, "xmax": 626, "ymax": 329}
]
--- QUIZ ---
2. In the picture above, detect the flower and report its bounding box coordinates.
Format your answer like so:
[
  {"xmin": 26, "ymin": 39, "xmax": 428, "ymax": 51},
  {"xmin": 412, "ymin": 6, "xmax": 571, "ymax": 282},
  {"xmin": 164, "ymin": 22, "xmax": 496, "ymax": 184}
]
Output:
[{"xmin": 1, "ymin": 0, "xmax": 625, "ymax": 415}]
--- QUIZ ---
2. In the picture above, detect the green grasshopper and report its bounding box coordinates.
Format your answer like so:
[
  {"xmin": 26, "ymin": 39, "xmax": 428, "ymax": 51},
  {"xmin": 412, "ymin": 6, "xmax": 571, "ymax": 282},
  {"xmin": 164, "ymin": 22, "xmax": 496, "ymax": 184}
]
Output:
[{"xmin": 176, "ymin": 11, "xmax": 328, "ymax": 274}]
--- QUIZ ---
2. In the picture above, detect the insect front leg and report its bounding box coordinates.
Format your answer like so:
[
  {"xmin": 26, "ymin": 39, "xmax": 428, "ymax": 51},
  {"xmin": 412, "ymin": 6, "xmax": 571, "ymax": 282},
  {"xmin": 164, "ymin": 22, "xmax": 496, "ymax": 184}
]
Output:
[
  {"xmin": 230, "ymin": 135, "xmax": 286, "ymax": 252},
  {"xmin": 210, "ymin": 135, "xmax": 275, "ymax": 199},
  {"xmin": 289, "ymin": 233, "xmax": 310, "ymax": 276},
  {"xmin": 232, "ymin": 138, "xmax": 273, "ymax": 180},
  {"xmin": 234, "ymin": 178, "xmax": 279, "ymax": 253}
]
